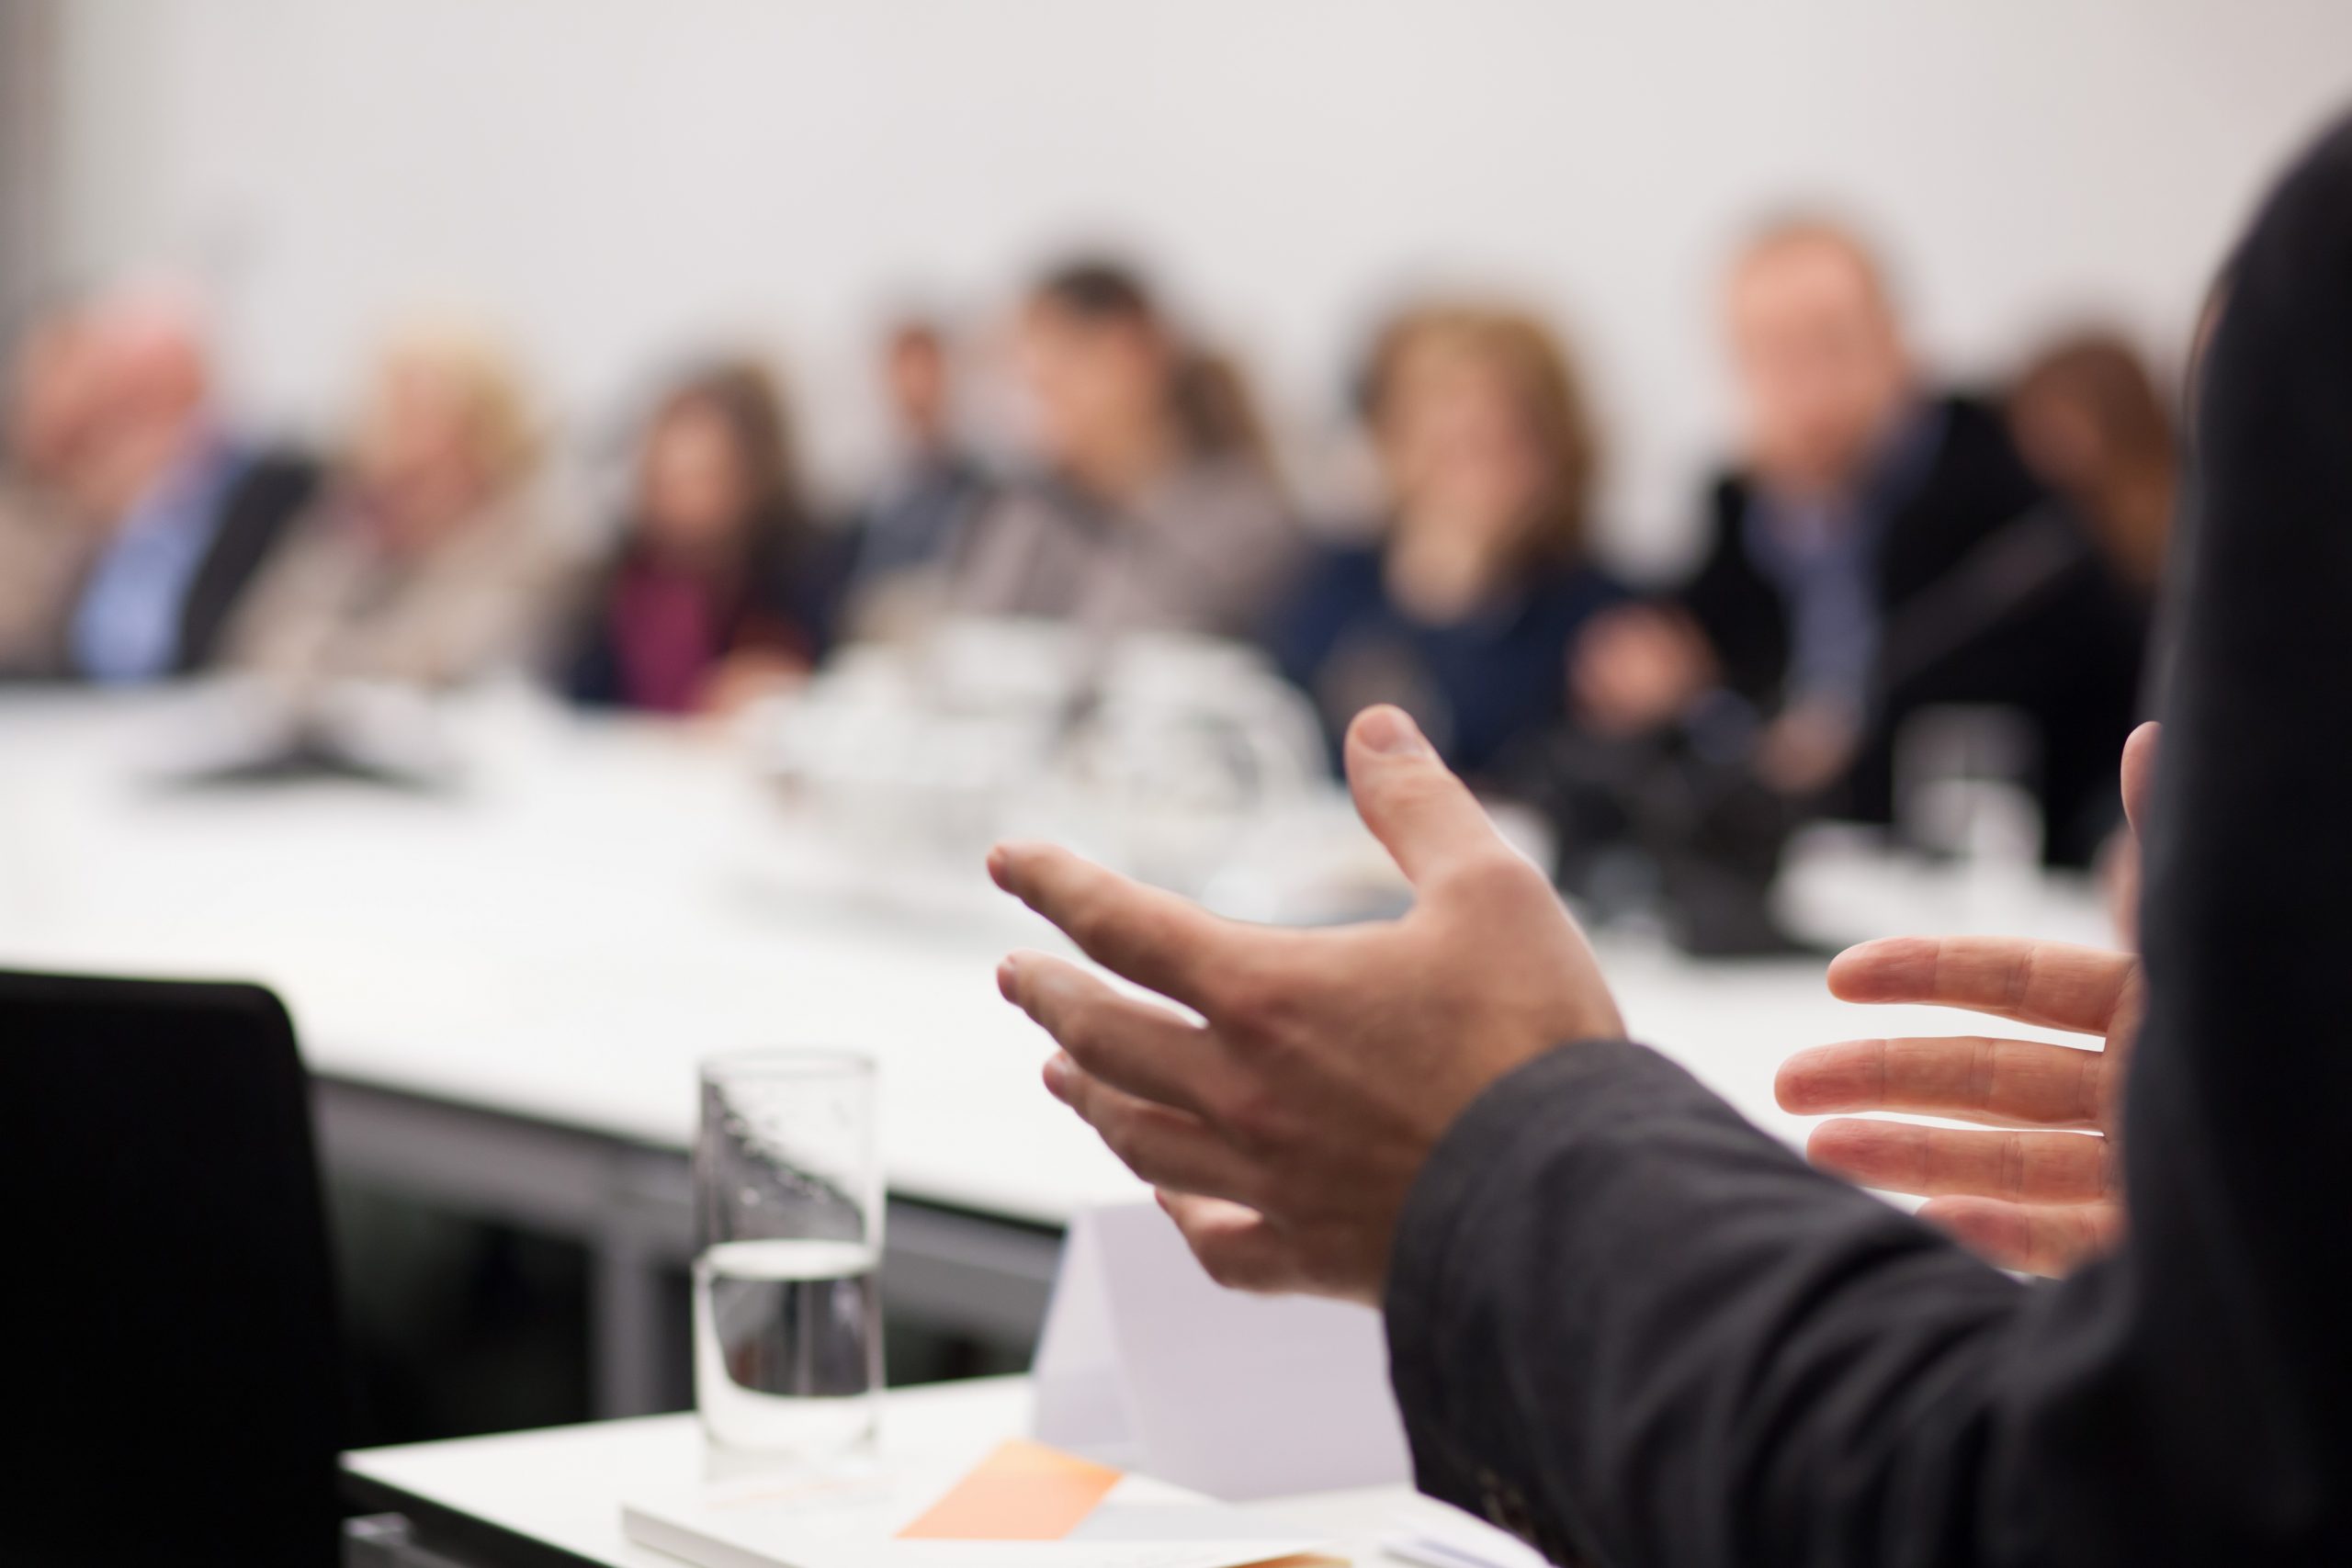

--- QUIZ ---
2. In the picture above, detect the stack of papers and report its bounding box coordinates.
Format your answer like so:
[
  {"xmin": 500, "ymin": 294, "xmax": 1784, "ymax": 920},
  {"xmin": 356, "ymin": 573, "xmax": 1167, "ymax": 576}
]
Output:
[{"xmin": 622, "ymin": 1438, "xmax": 1338, "ymax": 1568}]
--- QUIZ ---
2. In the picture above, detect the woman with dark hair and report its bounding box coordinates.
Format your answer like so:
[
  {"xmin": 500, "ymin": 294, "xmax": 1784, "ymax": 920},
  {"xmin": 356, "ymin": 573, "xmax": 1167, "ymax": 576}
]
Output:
[
  {"xmin": 563, "ymin": 360, "xmax": 832, "ymax": 715},
  {"xmin": 2007, "ymin": 330, "xmax": 2177, "ymax": 599},
  {"xmin": 949, "ymin": 259, "xmax": 1300, "ymax": 638},
  {"xmin": 1268, "ymin": 302, "xmax": 1623, "ymax": 778}
]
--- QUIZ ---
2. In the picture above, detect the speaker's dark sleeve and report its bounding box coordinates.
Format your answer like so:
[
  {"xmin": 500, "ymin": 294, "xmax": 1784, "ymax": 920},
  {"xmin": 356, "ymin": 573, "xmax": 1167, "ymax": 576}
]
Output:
[
  {"xmin": 1384, "ymin": 110, "xmax": 2352, "ymax": 1568},
  {"xmin": 1387, "ymin": 1042, "xmax": 2038, "ymax": 1567}
]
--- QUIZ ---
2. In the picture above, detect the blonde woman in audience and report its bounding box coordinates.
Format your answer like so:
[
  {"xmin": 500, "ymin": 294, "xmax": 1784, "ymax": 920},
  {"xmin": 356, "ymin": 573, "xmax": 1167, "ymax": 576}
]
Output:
[
  {"xmin": 952, "ymin": 259, "xmax": 1301, "ymax": 639},
  {"xmin": 226, "ymin": 324, "xmax": 560, "ymax": 690},
  {"xmin": 1268, "ymin": 302, "xmax": 1623, "ymax": 779}
]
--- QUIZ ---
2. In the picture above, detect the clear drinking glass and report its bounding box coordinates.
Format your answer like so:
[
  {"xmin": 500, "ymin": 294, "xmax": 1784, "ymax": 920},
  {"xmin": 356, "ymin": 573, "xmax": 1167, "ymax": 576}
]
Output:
[{"xmin": 694, "ymin": 1050, "xmax": 884, "ymax": 1463}]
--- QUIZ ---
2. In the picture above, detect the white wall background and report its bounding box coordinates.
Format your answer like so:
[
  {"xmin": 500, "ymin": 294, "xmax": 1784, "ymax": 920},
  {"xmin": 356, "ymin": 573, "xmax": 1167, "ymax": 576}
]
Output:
[{"xmin": 40, "ymin": 0, "xmax": 2352, "ymax": 574}]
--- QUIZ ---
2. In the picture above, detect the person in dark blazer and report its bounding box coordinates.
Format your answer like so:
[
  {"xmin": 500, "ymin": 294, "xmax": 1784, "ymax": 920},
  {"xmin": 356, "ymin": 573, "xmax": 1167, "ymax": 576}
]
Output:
[
  {"xmin": 1269, "ymin": 302, "xmax": 1622, "ymax": 781},
  {"xmin": 1576, "ymin": 222, "xmax": 2144, "ymax": 863},
  {"xmin": 45, "ymin": 287, "xmax": 318, "ymax": 682},
  {"xmin": 985, "ymin": 109, "xmax": 2352, "ymax": 1562},
  {"xmin": 835, "ymin": 317, "xmax": 996, "ymax": 643},
  {"xmin": 562, "ymin": 360, "xmax": 835, "ymax": 716}
]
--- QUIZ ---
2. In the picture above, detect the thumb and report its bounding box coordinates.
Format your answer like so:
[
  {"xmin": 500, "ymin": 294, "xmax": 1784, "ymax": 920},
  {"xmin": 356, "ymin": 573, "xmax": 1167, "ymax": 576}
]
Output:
[
  {"xmin": 2120, "ymin": 720, "xmax": 2160, "ymax": 842},
  {"xmin": 1344, "ymin": 705, "xmax": 1506, "ymax": 886}
]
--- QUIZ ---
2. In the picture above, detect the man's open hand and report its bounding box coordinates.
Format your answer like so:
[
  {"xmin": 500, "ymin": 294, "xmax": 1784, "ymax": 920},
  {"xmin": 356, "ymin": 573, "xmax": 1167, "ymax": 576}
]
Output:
[
  {"xmin": 1779, "ymin": 936, "xmax": 2141, "ymax": 1273},
  {"xmin": 1773, "ymin": 722, "xmax": 2158, "ymax": 1275},
  {"xmin": 990, "ymin": 705, "xmax": 1623, "ymax": 1305}
]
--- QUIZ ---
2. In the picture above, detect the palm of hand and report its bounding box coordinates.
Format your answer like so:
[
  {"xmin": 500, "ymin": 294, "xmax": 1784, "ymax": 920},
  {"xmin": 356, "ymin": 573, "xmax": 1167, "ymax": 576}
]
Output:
[
  {"xmin": 1218, "ymin": 861, "xmax": 1621, "ymax": 1287},
  {"xmin": 1777, "ymin": 937, "xmax": 2141, "ymax": 1275},
  {"xmin": 992, "ymin": 705, "xmax": 1624, "ymax": 1308},
  {"xmin": 1778, "ymin": 721, "xmax": 2159, "ymax": 1278}
]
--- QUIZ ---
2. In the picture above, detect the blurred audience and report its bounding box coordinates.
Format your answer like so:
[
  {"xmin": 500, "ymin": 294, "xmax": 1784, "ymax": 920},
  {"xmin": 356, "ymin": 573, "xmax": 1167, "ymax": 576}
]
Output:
[
  {"xmin": 561, "ymin": 360, "xmax": 831, "ymax": 716},
  {"xmin": 2007, "ymin": 329, "xmax": 2176, "ymax": 603},
  {"xmin": 51, "ymin": 284, "xmax": 321, "ymax": 683},
  {"xmin": 224, "ymin": 324, "xmax": 563, "ymax": 692},
  {"xmin": 837, "ymin": 318, "xmax": 995, "ymax": 641},
  {"xmin": 5, "ymin": 232, "xmax": 2165, "ymax": 874},
  {"xmin": 0, "ymin": 305, "xmax": 102, "ymax": 675},
  {"xmin": 1573, "ymin": 218, "xmax": 2144, "ymax": 864},
  {"xmin": 1269, "ymin": 302, "xmax": 1622, "ymax": 778},
  {"xmin": 951, "ymin": 259, "xmax": 1301, "ymax": 638}
]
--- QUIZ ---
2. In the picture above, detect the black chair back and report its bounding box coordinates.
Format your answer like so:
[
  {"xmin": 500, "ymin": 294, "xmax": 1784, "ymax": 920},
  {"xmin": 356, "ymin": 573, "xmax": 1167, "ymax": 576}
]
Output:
[{"xmin": 0, "ymin": 970, "xmax": 342, "ymax": 1567}]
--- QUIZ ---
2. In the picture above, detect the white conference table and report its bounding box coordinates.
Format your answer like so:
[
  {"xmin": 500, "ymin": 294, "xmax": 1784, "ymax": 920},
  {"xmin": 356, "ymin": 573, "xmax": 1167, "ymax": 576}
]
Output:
[
  {"xmin": 343, "ymin": 1375, "xmax": 1540, "ymax": 1568},
  {"xmin": 0, "ymin": 686, "xmax": 2116, "ymax": 1412}
]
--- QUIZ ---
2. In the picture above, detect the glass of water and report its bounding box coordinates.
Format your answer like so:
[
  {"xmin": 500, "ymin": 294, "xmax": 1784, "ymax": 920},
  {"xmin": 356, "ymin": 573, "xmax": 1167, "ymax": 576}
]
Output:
[{"xmin": 694, "ymin": 1049, "xmax": 883, "ymax": 1463}]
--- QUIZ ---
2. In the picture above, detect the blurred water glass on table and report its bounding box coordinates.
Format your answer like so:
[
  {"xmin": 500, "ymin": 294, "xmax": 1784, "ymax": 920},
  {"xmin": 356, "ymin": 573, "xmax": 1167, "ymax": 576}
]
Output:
[
  {"xmin": 1895, "ymin": 705, "xmax": 2044, "ymax": 880},
  {"xmin": 751, "ymin": 618, "xmax": 1332, "ymax": 906},
  {"xmin": 694, "ymin": 1050, "xmax": 883, "ymax": 1467}
]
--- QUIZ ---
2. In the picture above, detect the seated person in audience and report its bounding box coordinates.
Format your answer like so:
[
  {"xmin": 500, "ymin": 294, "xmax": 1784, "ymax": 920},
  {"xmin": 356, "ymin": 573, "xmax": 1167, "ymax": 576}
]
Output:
[
  {"xmin": 562, "ymin": 360, "xmax": 831, "ymax": 716},
  {"xmin": 951, "ymin": 259, "xmax": 1301, "ymax": 639},
  {"xmin": 2007, "ymin": 329, "xmax": 2177, "ymax": 605},
  {"xmin": 2009, "ymin": 331, "xmax": 2179, "ymax": 925},
  {"xmin": 0, "ymin": 304, "xmax": 104, "ymax": 677},
  {"xmin": 837, "ymin": 317, "xmax": 994, "ymax": 641},
  {"xmin": 1269, "ymin": 303, "xmax": 1622, "ymax": 779},
  {"xmin": 53, "ymin": 282, "xmax": 320, "ymax": 683},
  {"xmin": 1573, "ymin": 219, "xmax": 2143, "ymax": 863},
  {"xmin": 224, "ymin": 324, "xmax": 562, "ymax": 690}
]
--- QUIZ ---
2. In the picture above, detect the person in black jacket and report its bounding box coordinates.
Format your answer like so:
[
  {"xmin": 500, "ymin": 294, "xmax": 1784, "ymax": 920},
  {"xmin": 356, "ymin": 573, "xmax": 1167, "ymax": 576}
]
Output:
[
  {"xmin": 835, "ymin": 317, "xmax": 995, "ymax": 642},
  {"xmin": 1575, "ymin": 221, "xmax": 2144, "ymax": 864},
  {"xmin": 987, "ymin": 107, "xmax": 2352, "ymax": 1564}
]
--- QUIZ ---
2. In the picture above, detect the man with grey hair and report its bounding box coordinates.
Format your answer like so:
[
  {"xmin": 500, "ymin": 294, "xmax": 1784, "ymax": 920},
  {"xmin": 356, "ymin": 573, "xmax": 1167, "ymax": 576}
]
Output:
[{"xmin": 48, "ymin": 281, "xmax": 318, "ymax": 683}]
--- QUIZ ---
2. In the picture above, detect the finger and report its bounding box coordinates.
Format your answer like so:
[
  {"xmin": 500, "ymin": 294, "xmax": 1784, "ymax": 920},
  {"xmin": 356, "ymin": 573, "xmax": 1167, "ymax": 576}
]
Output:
[
  {"xmin": 1155, "ymin": 1190, "xmax": 1301, "ymax": 1293},
  {"xmin": 1826, "ymin": 936, "xmax": 2135, "ymax": 1034},
  {"xmin": 1041, "ymin": 1056, "xmax": 1259, "ymax": 1203},
  {"xmin": 989, "ymin": 840, "xmax": 1231, "ymax": 1007},
  {"xmin": 1775, "ymin": 1035, "xmax": 2105, "ymax": 1128},
  {"xmin": 1806, "ymin": 1119, "xmax": 2113, "ymax": 1203},
  {"xmin": 999, "ymin": 952, "xmax": 1230, "ymax": 1120},
  {"xmin": 1918, "ymin": 1196, "xmax": 2123, "ymax": 1277},
  {"xmin": 2120, "ymin": 720, "xmax": 2160, "ymax": 842},
  {"xmin": 1343, "ymin": 705, "xmax": 1510, "ymax": 888}
]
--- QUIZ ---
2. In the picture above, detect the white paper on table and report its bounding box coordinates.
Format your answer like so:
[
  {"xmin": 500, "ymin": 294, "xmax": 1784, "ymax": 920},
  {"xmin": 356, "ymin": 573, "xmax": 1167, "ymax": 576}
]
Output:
[
  {"xmin": 1032, "ymin": 1201, "xmax": 1412, "ymax": 1501},
  {"xmin": 621, "ymin": 1443, "xmax": 1324, "ymax": 1568}
]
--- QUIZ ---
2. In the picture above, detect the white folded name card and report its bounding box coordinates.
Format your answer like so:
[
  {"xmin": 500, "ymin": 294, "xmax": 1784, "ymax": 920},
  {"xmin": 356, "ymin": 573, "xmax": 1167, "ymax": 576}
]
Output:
[{"xmin": 1032, "ymin": 1202, "xmax": 1412, "ymax": 1501}]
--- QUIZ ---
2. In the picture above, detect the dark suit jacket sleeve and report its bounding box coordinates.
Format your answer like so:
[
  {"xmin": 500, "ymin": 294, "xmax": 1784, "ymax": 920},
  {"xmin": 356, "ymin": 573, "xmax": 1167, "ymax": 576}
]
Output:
[{"xmin": 1385, "ymin": 111, "xmax": 2352, "ymax": 1568}]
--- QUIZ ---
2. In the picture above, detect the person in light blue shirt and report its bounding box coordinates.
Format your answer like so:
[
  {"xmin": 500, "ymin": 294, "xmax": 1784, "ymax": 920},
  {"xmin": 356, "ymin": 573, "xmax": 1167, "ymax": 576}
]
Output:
[
  {"xmin": 53, "ymin": 285, "xmax": 317, "ymax": 682},
  {"xmin": 70, "ymin": 434, "xmax": 248, "ymax": 682}
]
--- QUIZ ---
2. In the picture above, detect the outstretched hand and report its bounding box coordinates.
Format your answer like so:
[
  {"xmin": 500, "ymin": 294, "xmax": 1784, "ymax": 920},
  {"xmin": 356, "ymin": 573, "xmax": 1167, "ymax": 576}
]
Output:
[
  {"xmin": 990, "ymin": 705, "xmax": 1622, "ymax": 1305},
  {"xmin": 1774, "ymin": 721, "xmax": 2159, "ymax": 1275}
]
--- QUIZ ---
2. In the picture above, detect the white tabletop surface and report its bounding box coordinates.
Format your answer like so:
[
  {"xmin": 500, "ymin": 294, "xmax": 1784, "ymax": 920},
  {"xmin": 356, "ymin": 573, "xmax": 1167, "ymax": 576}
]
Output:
[
  {"xmin": 345, "ymin": 1375, "xmax": 1531, "ymax": 1568},
  {"xmin": 0, "ymin": 687, "xmax": 2120, "ymax": 1227}
]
